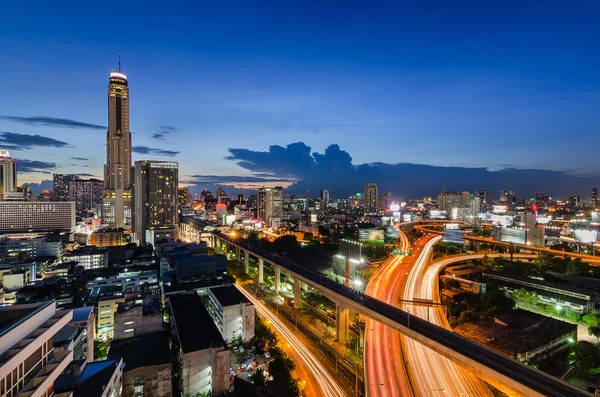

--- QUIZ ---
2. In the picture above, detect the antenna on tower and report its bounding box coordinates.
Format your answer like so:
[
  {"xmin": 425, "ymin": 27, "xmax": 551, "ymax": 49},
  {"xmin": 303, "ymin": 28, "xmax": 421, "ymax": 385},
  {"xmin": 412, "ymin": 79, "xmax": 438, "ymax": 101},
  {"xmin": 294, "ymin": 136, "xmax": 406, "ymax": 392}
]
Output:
[{"xmin": 117, "ymin": 53, "xmax": 121, "ymax": 72}]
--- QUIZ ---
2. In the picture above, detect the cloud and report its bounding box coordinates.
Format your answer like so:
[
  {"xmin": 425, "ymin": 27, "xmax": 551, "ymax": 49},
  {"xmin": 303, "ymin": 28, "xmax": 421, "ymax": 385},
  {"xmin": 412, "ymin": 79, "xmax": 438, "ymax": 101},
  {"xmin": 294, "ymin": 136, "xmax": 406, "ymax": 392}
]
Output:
[
  {"xmin": 70, "ymin": 157, "xmax": 89, "ymax": 161},
  {"xmin": 0, "ymin": 132, "xmax": 70, "ymax": 150},
  {"xmin": 0, "ymin": 116, "xmax": 105, "ymax": 130},
  {"xmin": 152, "ymin": 125, "xmax": 181, "ymax": 140},
  {"xmin": 188, "ymin": 174, "xmax": 296, "ymax": 184},
  {"xmin": 74, "ymin": 173, "xmax": 96, "ymax": 177},
  {"xmin": 225, "ymin": 142, "xmax": 600, "ymax": 198},
  {"xmin": 18, "ymin": 159, "xmax": 57, "ymax": 173},
  {"xmin": 132, "ymin": 146, "xmax": 180, "ymax": 156}
]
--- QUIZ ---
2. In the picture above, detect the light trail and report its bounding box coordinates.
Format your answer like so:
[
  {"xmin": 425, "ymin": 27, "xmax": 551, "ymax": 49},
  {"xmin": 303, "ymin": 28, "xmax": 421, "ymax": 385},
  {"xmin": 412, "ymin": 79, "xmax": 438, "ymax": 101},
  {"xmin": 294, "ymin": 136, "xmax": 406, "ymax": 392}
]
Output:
[
  {"xmin": 401, "ymin": 236, "xmax": 493, "ymax": 397},
  {"xmin": 235, "ymin": 284, "xmax": 347, "ymax": 397}
]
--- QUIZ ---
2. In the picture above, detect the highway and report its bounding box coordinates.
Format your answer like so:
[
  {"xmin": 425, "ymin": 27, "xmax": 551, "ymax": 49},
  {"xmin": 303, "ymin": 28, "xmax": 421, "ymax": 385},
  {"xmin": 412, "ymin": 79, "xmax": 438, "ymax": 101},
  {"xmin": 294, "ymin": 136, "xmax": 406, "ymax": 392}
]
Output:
[
  {"xmin": 401, "ymin": 236, "xmax": 493, "ymax": 397},
  {"xmin": 364, "ymin": 231, "xmax": 412, "ymax": 397},
  {"xmin": 236, "ymin": 284, "xmax": 346, "ymax": 397},
  {"xmin": 180, "ymin": 218, "xmax": 593, "ymax": 397}
]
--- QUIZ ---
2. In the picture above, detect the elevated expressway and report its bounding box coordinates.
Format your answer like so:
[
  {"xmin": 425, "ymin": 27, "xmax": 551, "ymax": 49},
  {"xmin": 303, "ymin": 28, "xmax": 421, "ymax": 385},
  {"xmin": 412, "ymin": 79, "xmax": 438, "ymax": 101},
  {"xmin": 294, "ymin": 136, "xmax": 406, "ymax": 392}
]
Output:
[{"xmin": 180, "ymin": 217, "xmax": 592, "ymax": 397}]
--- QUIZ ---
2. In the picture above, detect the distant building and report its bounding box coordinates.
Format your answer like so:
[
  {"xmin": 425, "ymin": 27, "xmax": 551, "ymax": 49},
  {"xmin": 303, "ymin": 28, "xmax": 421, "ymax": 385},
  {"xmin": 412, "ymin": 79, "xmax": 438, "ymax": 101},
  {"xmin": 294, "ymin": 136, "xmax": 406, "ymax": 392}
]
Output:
[
  {"xmin": 592, "ymin": 186, "xmax": 598, "ymax": 208},
  {"xmin": 178, "ymin": 186, "xmax": 190, "ymax": 207},
  {"xmin": 438, "ymin": 190, "xmax": 461, "ymax": 211},
  {"xmin": 320, "ymin": 189, "xmax": 330, "ymax": 208},
  {"xmin": 257, "ymin": 186, "xmax": 283, "ymax": 228},
  {"xmin": 169, "ymin": 294, "xmax": 230, "ymax": 396},
  {"xmin": 0, "ymin": 300, "xmax": 73, "ymax": 396},
  {"xmin": 363, "ymin": 183, "xmax": 379, "ymax": 214},
  {"xmin": 0, "ymin": 201, "xmax": 75, "ymax": 232},
  {"xmin": 113, "ymin": 298, "xmax": 162, "ymax": 340},
  {"xmin": 96, "ymin": 295, "xmax": 126, "ymax": 340},
  {"xmin": 379, "ymin": 191, "xmax": 392, "ymax": 212},
  {"xmin": 133, "ymin": 160, "xmax": 179, "ymax": 245},
  {"xmin": 69, "ymin": 178, "xmax": 103, "ymax": 212},
  {"xmin": 0, "ymin": 233, "xmax": 64, "ymax": 260},
  {"xmin": 90, "ymin": 229, "xmax": 125, "ymax": 247},
  {"xmin": 108, "ymin": 332, "xmax": 173, "ymax": 397},
  {"xmin": 0, "ymin": 150, "xmax": 18, "ymax": 201},
  {"xmin": 53, "ymin": 173, "xmax": 76, "ymax": 201},
  {"xmin": 207, "ymin": 285, "xmax": 255, "ymax": 343}
]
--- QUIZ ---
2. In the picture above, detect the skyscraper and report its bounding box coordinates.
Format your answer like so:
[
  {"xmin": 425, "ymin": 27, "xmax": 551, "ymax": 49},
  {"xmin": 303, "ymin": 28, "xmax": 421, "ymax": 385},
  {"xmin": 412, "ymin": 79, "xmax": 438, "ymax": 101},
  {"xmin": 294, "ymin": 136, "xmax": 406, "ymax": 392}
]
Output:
[
  {"xmin": 0, "ymin": 150, "xmax": 18, "ymax": 200},
  {"xmin": 103, "ymin": 57, "xmax": 132, "ymax": 227},
  {"xmin": 133, "ymin": 161, "xmax": 179, "ymax": 244},
  {"xmin": 53, "ymin": 174, "xmax": 76, "ymax": 201},
  {"xmin": 592, "ymin": 186, "xmax": 598, "ymax": 208},
  {"xmin": 257, "ymin": 186, "xmax": 283, "ymax": 228},
  {"xmin": 69, "ymin": 178, "xmax": 104, "ymax": 212},
  {"xmin": 320, "ymin": 189, "xmax": 330, "ymax": 208},
  {"xmin": 363, "ymin": 183, "xmax": 379, "ymax": 214}
]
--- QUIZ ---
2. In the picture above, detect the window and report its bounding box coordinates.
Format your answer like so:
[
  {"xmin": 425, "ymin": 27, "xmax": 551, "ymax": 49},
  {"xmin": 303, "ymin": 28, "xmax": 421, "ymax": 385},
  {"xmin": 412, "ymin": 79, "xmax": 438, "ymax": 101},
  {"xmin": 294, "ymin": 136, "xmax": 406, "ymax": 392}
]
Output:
[
  {"xmin": 124, "ymin": 329, "xmax": 134, "ymax": 333},
  {"xmin": 124, "ymin": 321, "xmax": 133, "ymax": 325},
  {"xmin": 134, "ymin": 385, "xmax": 143, "ymax": 394}
]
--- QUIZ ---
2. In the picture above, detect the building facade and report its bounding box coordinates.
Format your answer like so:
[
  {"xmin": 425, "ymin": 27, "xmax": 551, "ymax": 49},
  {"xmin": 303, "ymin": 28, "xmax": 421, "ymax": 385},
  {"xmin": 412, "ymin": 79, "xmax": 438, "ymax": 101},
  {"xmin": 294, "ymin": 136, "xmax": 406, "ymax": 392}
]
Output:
[
  {"xmin": 52, "ymin": 174, "xmax": 76, "ymax": 202},
  {"xmin": 132, "ymin": 161, "xmax": 179, "ymax": 245},
  {"xmin": 69, "ymin": 178, "xmax": 103, "ymax": 212},
  {"xmin": 207, "ymin": 286, "xmax": 255, "ymax": 343},
  {"xmin": 0, "ymin": 201, "xmax": 75, "ymax": 232},
  {"xmin": 0, "ymin": 150, "xmax": 18, "ymax": 201},
  {"xmin": 257, "ymin": 186, "xmax": 283, "ymax": 228},
  {"xmin": 363, "ymin": 183, "xmax": 378, "ymax": 214},
  {"xmin": 103, "ymin": 64, "xmax": 132, "ymax": 228}
]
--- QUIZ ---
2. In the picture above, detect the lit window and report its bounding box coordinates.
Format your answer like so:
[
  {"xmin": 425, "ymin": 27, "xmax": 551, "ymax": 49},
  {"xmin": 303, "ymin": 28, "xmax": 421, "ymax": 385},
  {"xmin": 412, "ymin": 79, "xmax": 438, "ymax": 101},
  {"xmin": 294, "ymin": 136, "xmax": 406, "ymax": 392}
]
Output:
[{"xmin": 124, "ymin": 328, "xmax": 134, "ymax": 333}]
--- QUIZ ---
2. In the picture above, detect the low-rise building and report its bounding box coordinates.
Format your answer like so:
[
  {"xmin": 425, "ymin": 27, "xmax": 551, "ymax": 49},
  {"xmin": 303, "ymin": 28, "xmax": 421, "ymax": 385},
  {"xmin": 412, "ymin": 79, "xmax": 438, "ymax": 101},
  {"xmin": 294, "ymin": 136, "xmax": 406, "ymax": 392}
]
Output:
[
  {"xmin": 54, "ymin": 325, "xmax": 88, "ymax": 361},
  {"xmin": 108, "ymin": 332, "xmax": 172, "ymax": 397},
  {"xmin": 207, "ymin": 285, "xmax": 255, "ymax": 343},
  {"xmin": 55, "ymin": 358, "xmax": 124, "ymax": 397},
  {"xmin": 96, "ymin": 295, "xmax": 125, "ymax": 340},
  {"xmin": 169, "ymin": 294, "xmax": 230, "ymax": 396},
  {"xmin": 63, "ymin": 246, "xmax": 109, "ymax": 270},
  {"xmin": 113, "ymin": 301, "xmax": 162, "ymax": 340},
  {"xmin": 68, "ymin": 306, "xmax": 95, "ymax": 362},
  {"xmin": 0, "ymin": 300, "xmax": 73, "ymax": 397},
  {"xmin": 87, "ymin": 270, "xmax": 158, "ymax": 292},
  {"xmin": 90, "ymin": 229, "xmax": 125, "ymax": 247}
]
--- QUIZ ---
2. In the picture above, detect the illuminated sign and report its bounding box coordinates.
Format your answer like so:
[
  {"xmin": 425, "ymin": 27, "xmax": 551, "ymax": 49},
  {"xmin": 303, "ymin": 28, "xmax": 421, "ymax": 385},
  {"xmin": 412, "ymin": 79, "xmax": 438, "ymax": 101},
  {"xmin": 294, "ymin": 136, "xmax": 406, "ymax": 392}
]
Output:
[
  {"xmin": 574, "ymin": 230, "xmax": 598, "ymax": 243},
  {"xmin": 359, "ymin": 229, "xmax": 385, "ymax": 242}
]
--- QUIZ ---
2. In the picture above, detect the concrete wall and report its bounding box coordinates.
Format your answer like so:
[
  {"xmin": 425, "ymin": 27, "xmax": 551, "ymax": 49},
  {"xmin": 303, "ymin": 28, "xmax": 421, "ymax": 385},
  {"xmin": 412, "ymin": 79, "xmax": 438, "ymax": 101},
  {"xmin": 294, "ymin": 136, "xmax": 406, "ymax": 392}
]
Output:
[
  {"xmin": 122, "ymin": 364, "xmax": 171, "ymax": 397},
  {"xmin": 182, "ymin": 346, "xmax": 230, "ymax": 396}
]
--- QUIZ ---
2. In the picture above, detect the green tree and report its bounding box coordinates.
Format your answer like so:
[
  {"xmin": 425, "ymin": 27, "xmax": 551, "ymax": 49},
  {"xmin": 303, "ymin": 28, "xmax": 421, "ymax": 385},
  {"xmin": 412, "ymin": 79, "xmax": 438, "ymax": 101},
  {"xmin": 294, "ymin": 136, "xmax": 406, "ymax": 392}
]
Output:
[
  {"xmin": 251, "ymin": 368, "xmax": 267, "ymax": 387},
  {"xmin": 512, "ymin": 288, "xmax": 537, "ymax": 307},
  {"xmin": 458, "ymin": 310, "xmax": 479, "ymax": 324},
  {"xmin": 481, "ymin": 254, "xmax": 494, "ymax": 270},
  {"xmin": 572, "ymin": 341, "xmax": 600, "ymax": 379},
  {"xmin": 583, "ymin": 314, "xmax": 600, "ymax": 327},
  {"xmin": 566, "ymin": 258, "xmax": 590, "ymax": 276},
  {"xmin": 443, "ymin": 278, "xmax": 461, "ymax": 290},
  {"xmin": 589, "ymin": 325, "xmax": 600, "ymax": 341},
  {"xmin": 255, "ymin": 314, "xmax": 278, "ymax": 347}
]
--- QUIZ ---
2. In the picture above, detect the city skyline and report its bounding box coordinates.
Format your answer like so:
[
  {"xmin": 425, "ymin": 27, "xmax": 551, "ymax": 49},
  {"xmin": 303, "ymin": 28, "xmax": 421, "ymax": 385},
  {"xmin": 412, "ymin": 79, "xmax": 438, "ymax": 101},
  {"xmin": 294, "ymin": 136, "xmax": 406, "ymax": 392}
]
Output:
[{"xmin": 1, "ymin": 3, "xmax": 600, "ymax": 198}]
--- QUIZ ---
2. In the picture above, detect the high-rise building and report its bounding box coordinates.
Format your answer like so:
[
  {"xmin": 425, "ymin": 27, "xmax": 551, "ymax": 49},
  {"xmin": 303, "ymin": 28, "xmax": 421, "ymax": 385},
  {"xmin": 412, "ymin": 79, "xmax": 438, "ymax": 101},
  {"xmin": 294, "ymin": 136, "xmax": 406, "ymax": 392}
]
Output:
[
  {"xmin": 592, "ymin": 186, "xmax": 598, "ymax": 208},
  {"xmin": 438, "ymin": 190, "xmax": 461, "ymax": 211},
  {"xmin": 363, "ymin": 183, "xmax": 379, "ymax": 214},
  {"xmin": 53, "ymin": 174, "xmax": 76, "ymax": 201},
  {"xmin": 0, "ymin": 201, "xmax": 75, "ymax": 231},
  {"xmin": 103, "ymin": 58, "xmax": 132, "ymax": 228},
  {"xmin": 257, "ymin": 186, "xmax": 283, "ymax": 228},
  {"xmin": 379, "ymin": 191, "xmax": 392, "ymax": 211},
  {"xmin": 133, "ymin": 161, "xmax": 179, "ymax": 244},
  {"xmin": 216, "ymin": 187, "xmax": 227, "ymax": 197},
  {"xmin": 68, "ymin": 178, "xmax": 103, "ymax": 212},
  {"xmin": 0, "ymin": 150, "xmax": 19, "ymax": 201},
  {"xmin": 320, "ymin": 189, "xmax": 330, "ymax": 208},
  {"xmin": 178, "ymin": 187, "xmax": 190, "ymax": 207}
]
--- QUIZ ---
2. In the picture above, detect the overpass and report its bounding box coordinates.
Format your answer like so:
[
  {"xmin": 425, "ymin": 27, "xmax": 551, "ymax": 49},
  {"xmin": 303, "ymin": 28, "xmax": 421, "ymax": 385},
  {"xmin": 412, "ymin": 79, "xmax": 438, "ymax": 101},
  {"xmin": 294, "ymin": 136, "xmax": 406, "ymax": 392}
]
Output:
[
  {"xmin": 414, "ymin": 222, "xmax": 600, "ymax": 263},
  {"xmin": 180, "ymin": 217, "xmax": 592, "ymax": 397}
]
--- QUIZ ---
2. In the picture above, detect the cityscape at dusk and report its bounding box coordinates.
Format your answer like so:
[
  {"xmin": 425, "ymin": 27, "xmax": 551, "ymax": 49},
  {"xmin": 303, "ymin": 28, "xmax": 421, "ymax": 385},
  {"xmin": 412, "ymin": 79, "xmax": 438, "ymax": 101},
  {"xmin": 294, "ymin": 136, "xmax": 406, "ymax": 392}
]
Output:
[{"xmin": 1, "ymin": 3, "xmax": 600, "ymax": 397}]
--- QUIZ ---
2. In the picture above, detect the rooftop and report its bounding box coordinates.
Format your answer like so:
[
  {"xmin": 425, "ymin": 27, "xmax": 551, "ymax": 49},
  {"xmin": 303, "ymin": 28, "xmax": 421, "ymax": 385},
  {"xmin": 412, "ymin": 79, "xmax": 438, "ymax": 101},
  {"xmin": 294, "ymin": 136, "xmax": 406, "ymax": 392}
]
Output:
[
  {"xmin": 0, "ymin": 301, "xmax": 52, "ymax": 337},
  {"xmin": 55, "ymin": 359, "xmax": 121, "ymax": 397},
  {"xmin": 108, "ymin": 332, "xmax": 171, "ymax": 371},
  {"xmin": 210, "ymin": 285, "xmax": 250, "ymax": 307},
  {"xmin": 169, "ymin": 294, "xmax": 226, "ymax": 353},
  {"xmin": 70, "ymin": 306, "xmax": 94, "ymax": 323}
]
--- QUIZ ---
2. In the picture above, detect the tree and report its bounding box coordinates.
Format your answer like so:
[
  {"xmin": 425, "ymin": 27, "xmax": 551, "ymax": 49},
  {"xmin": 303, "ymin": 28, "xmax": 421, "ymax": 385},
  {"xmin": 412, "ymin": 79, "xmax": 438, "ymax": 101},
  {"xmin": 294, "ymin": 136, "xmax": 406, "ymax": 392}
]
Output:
[
  {"xmin": 566, "ymin": 259, "xmax": 590, "ymax": 276},
  {"xmin": 458, "ymin": 310, "xmax": 479, "ymax": 324},
  {"xmin": 442, "ymin": 278, "xmax": 461, "ymax": 290},
  {"xmin": 481, "ymin": 255, "xmax": 494, "ymax": 270},
  {"xmin": 589, "ymin": 325, "xmax": 600, "ymax": 341},
  {"xmin": 512, "ymin": 288, "xmax": 537, "ymax": 307},
  {"xmin": 255, "ymin": 314, "xmax": 278, "ymax": 347},
  {"xmin": 583, "ymin": 314, "xmax": 600, "ymax": 327},
  {"xmin": 251, "ymin": 368, "xmax": 267, "ymax": 387}
]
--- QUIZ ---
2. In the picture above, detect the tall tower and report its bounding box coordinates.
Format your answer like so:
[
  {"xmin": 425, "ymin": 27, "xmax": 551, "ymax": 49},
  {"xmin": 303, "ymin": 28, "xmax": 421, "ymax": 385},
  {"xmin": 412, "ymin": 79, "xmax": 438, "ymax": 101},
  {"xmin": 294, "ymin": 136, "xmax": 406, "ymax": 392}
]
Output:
[
  {"xmin": 0, "ymin": 150, "xmax": 18, "ymax": 200},
  {"xmin": 257, "ymin": 187, "xmax": 283, "ymax": 228},
  {"xmin": 363, "ymin": 183, "xmax": 379, "ymax": 214},
  {"xmin": 103, "ymin": 56, "xmax": 132, "ymax": 227}
]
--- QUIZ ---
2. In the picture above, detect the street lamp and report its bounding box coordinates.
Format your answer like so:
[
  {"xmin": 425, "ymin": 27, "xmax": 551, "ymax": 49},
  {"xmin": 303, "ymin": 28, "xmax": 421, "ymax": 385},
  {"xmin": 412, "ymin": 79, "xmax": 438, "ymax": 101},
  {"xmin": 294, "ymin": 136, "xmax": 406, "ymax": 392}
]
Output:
[{"xmin": 555, "ymin": 304, "xmax": 563, "ymax": 311}]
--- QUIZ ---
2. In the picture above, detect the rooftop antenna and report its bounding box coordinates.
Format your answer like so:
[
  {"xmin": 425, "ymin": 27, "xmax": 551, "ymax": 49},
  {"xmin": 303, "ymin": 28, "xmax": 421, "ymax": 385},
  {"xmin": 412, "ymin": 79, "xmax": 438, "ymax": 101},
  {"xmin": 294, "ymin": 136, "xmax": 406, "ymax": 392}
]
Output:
[{"xmin": 117, "ymin": 53, "xmax": 121, "ymax": 72}]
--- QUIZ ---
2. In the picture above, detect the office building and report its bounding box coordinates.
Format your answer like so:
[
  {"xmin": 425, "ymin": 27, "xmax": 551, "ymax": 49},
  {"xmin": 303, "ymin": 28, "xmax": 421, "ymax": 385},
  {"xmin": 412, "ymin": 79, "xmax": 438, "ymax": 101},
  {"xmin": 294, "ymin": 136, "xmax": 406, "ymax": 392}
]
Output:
[
  {"xmin": 379, "ymin": 191, "xmax": 392, "ymax": 212},
  {"xmin": 438, "ymin": 190, "xmax": 461, "ymax": 211},
  {"xmin": 113, "ymin": 299, "xmax": 162, "ymax": 340},
  {"xmin": 0, "ymin": 233, "xmax": 64, "ymax": 260},
  {"xmin": 320, "ymin": 189, "xmax": 330, "ymax": 208},
  {"xmin": 592, "ymin": 187, "xmax": 598, "ymax": 208},
  {"xmin": 133, "ymin": 161, "xmax": 178, "ymax": 245},
  {"xmin": 90, "ymin": 229, "xmax": 125, "ymax": 247},
  {"xmin": 257, "ymin": 186, "xmax": 283, "ymax": 228},
  {"xmin": 96, "ymin": 295, "xmax": 126, "ymax": 340},
  {"xmin": 103, "ymin": 60, "xmax": 132, "ymax": 228},
  {"xmin": 178, "ymin": 187, "xmax": 190, "ymax": 207},
  {"xmin": 0, "ymin": 201, "xmax": 75, "ymax": 232},
  {"xmin": 0, "ymin": 300, "xmax": 73, "ymax": 397},
  {"xmin": 53, "ymin": 174, "xmax": 76, "ymax": 201},
  {"xmin": 169, "ymin": 294, "xmax": 230, "ymax": 396},
  {"xmin": 62, "ymin": 246, "xmax": 109, "ymax": 270},
  {"xmin": 363, "ymin": 183, "xmax": 379, "ymax": 214},
  {"xmin": 68, "ymin": 178, "xmax": 103, "ymax": 212},
  {"xmin": 207, "ymin": 285, "xmax": 255, "ymax": 343},
  {"xmin": 0, "ymin": 150, "xmax": 18, "ymax": 201}
]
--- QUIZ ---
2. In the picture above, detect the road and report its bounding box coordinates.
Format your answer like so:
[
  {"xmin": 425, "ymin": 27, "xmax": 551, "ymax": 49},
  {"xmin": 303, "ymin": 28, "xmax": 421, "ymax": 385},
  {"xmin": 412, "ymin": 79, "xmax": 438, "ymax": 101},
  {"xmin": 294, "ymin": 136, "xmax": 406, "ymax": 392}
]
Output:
[
  {"xmin": 235, "ymin": 284, "xmax": 346, "ymax": 397},
  {"xmin": 364, "ymin": 231, "xmax": 415, "ymax": 397},
  {"xmin": 401, "ymin": 236, "xmax": 494, "ymax": 397}
]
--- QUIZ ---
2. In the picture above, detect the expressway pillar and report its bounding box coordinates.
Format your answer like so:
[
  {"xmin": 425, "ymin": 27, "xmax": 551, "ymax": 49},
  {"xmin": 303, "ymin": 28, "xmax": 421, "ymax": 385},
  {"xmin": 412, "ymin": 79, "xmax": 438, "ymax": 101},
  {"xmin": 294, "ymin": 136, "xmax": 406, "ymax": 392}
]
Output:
[
  {"xmin": 336, "ymin": 304, "xmax": 349, "ymax": 344},
  {"xmin": 211, "ymin": 234, "xmax": 216, "ymax": 249},
  {"xmin": 293, "ymin": 278, "xmax": 301, "ymax": 309},
  {"xmin": 235, "ymin": 247, "xmax": 241, "ymax": 262},
  {"xmin": 244, "ymin": 251, "xmax": 249, "ymax": 273},
  {"xmin": 274, "ymin": 267, "xmax": 281, "ymax": 294},
  {"xmin": 258, "ymin": 259, "xmax": 264, "ymax": 284}
]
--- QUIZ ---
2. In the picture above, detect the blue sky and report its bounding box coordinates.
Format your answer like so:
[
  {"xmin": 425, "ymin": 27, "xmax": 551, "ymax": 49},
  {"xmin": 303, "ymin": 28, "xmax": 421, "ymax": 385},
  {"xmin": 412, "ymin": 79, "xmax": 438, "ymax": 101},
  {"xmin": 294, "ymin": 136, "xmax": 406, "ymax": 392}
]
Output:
[{"xmin": 1, "ymin": 2, "xmax": 599, "ymax": 197}]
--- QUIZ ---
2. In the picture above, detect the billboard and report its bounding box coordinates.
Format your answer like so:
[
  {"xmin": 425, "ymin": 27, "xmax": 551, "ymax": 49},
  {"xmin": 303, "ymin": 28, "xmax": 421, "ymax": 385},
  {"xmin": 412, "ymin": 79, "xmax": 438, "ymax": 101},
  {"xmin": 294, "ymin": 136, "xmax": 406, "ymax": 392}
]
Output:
[
  {"xmin": 403, "ymin": 213, "xmax": 412, "ymax": 222},
  {"xmin": 574, "ymin": 229, "xmax": 598, "ymax": 243},
  {"xmin": 492, "ymin": 215, "xmax": 513, "ymax": 227},
  {"xmin": 385, "ymin": 227, "xmax": 399, "ymax": 239},
  {"xmin": 445, "ymin": 223, "xmax": 460, "ymax": 230},
  {"xmin": 443, "ymin": 229, "xmax": 466, "ymax": 244},
  {"xmin": 359, "ymin": 229, "xmax": 385, "ymax": 242},
  {"xmin": 429, "ymin": 210, "xmax": 448, "ymax": 219},
  {"xmin": 500, "ymin": 228, "xmax": 526, "ymax": 245},
  {"xmin": 592, "ymin": 212, "xmax": 600, "ymax": 223}
]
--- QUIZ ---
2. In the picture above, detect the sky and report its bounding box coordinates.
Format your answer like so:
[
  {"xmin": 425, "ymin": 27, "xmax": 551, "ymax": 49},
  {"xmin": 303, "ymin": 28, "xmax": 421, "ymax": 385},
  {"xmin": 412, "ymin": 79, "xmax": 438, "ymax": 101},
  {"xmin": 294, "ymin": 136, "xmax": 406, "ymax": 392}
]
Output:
[{"xmin": 1, "ymin": 2, "xmax": 599, "ymax": 198}]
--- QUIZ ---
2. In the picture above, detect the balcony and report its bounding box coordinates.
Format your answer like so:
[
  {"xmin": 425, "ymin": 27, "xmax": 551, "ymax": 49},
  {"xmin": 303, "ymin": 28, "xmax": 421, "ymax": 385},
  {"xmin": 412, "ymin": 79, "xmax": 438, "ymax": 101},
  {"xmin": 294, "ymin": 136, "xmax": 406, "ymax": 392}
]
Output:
[{"xmin": 18, "ymin": 350, "xmax": 73, "ymax": 397}]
